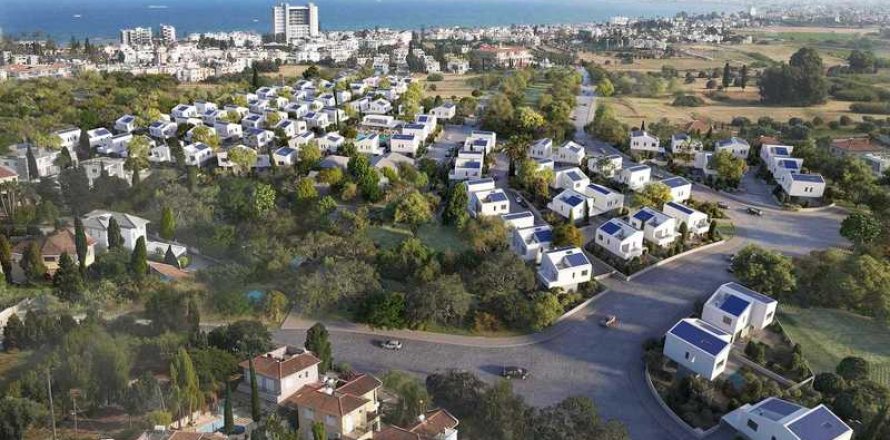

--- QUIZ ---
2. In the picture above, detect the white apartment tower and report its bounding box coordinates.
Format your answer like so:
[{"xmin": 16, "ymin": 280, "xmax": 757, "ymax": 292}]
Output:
[
  {"xmin": 120, "ymin": 27, "xmax": 153, "ymax": 46},
  {"xmin": 273, "ymin": 3, "xmax": 319, "ymax": 43},
  {"xmin": 159, "ymin": 24, "xmax": 176, "ymax": 44}
]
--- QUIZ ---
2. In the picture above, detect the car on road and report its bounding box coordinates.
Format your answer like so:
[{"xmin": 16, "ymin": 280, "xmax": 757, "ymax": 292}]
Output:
[
  {"xmin": 502, "ymin": 366, "xmax": 529, "ymax": 380},
  {"xmin": 746, "ymin": 207, "xmax": 764, "ymax": 216},
  {"xmin": 600, "ymin": 315, "xmax": 618, "ymax": 328},
  {"xmin": 725, "ymin": 253, "xmax": 735, "ymax": 262},
  {"xmin": 515, "ymin": 196, "xmax": 526, "ymax": 206},
  {"xmin": 380, "ymin": 340, "xmax": 403, "ymax": 350},
  {"xmin": 717, "ymin": 202, "xmax": 730, "ymax": 209}
]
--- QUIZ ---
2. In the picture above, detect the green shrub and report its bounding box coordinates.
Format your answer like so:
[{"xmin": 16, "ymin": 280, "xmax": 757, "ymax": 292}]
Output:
[
  {"xmin": 850, "ymin": 102, "xmax": 890, "ymax": 114},
  {"xmin": 427, "ymin": 73, "xmax": 444, "ymax": 81},
  {"xmin": 672, "ymin": 95, "xmax": 705, "ymax": 107}
]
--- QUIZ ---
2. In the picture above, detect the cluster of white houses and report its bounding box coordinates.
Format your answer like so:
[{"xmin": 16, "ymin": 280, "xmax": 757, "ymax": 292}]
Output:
[
  {"xmin": 661, "ymin": 283, "xmax": 853, "ymax": 440},
  {"xmin": 6, "ymin": 74, "xmax": 456, "ymax": 184},
  {"xmin": 630, "ymin": 131, "xmax": 827, "ymax": 201}
]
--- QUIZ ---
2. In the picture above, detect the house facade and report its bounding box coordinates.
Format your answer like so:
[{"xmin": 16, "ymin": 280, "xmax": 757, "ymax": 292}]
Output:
[
  {"xmin": 664, "ymin": 318, "xmax": 732, "ymax": 380},
  {"xmin": 595, "ymin": 219, "xmax": 644, "ymax": 260},
  {"xmin": 537, "ymin": 247, "xmax": 592, "ymax": 291},
  {"xmin": 702, "ymin": 283, "xmax": 777, "ymax": 342},
  {"xmin": 722, "ymin": 398, "xmax": 852, "ymax": 440}
]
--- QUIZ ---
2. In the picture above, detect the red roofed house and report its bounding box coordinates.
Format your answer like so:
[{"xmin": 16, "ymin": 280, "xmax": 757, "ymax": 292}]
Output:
[
  {"xmin": 238, "ymin": 346, "xmax": 321, "ymax": 404},
  {"xmin": 0, "ymin": 165, "xmax": 18, "ymax": 183},
  {"xmin": 373, "ymin": 409, "xmax": 459, "ymax": 440},
  {"xmin": 830, "ymin": 137, "xmax": 883, "ymax": 157},
  {"xmin": 11, "ymin": 229, "xmax": 95, "ymax": 280},
  {"xmin": 475, "ymin": 44, "xmax": 533, "ymax": 68},
  {"xmin": 283, "ymin": 373, "xmax": 383, "ymax": 440}
]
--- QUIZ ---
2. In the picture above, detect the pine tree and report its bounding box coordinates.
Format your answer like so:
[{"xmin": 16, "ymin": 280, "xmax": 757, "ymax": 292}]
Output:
[
  {"xmin": 160, "ymin": 206, "xmax": 176, "ymax": 240},
  {"xmin": 186, "ymin": 296, "xmax": 200, "ymax": 337},
  {"xmin": 740, "ymin": 64, "xmax": 749, "ymax": 90},
  {"xmin": 53, "ymin": 252, "xmax": 84, "ymax": 303},
  {"xmin": 0, "ymin": 234, "xmax": 13, "ymax": 284},
  {"xmin": 249, "ymin": 358, "xmax": 261, "ymax": 422},
  {"xmin": 21, "ymin": 241, "xmax": 47, "ymax": 283},
  {"xmin": 25, "ymin": 145, "xmax": 39, "ymax": 181},
  {"xmin": 74, "ymin": 217, "xmax": 88, "ymax": 270},
  {"xmin": 722, "ymin": 62, "xmax": 732, "ymax": 88},
  {"xmin": 3, "ymin": 313, "xmax": 24, "ymax": 351},
  {"xmin": 305, "ymin": 323, "xmax": 333, "ymax": 373},
  {"xmin": 57, "ymin": 147, "xmax": 73, "ymax": 170},
  {"xmin": 130, "ymin": 236, "xmax": 149, "ymax": 279},
  {"xmin": 224, "ymin": 382, "xmax": 234, "ymax": 434},
  {"xmin": 107, "ymin": 217, "xmax": 124, "ymax": 249},
  {"xmin": 164, "ymin": 245, "xmax": 180, "ymax": 268}
]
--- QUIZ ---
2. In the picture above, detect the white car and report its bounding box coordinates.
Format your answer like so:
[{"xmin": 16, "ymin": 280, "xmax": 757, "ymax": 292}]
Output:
[{"xmin": 380, "ymin": 340, "xmax": 403, "ymax": 350}]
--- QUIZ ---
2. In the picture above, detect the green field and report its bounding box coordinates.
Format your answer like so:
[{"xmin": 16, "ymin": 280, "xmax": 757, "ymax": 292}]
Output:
[
  {"xmin": 778, "ymin": 305, "xmax": 890, "ymax": 386},
  {"xmin": 368, "ymin": 223, "xmax": 470, "ymax": 253},
  {"xmin": 523, "ymin": 83, "xmax": 550, "ymax": 105}
]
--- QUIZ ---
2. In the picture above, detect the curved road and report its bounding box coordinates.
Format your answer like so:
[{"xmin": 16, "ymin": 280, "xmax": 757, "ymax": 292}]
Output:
[{"xmin": 273, "ymin": 71, "xmax": 850, "ymax": 439}]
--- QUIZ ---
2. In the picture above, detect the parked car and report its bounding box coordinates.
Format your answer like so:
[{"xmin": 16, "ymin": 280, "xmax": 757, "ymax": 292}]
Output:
[
  {"xmin": 515, "ymin": 196, "xmax": 526, "ymax": 207},
  {"xmin": 600, "ymin": 315, "xmax": 618, "ymax": 328},
  {"xmin": 502, "ymin": 366, "xmax": 529, "ymax": 380},
  {"xmin": 717, "ymin": 202, "xmax": 729, "ymax": 209},
  {"xmin": 380, "ymin": 340, "xmax": 403, "ymax": 350},
  {"xmin": 746, "ymin": 207, "xmax": 764, "ymax": 216}
]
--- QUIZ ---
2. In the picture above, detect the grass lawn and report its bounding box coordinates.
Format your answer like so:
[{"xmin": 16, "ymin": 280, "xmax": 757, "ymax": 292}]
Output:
[
  {"xmin": 0, "ymin": 350, "xmax": 32, "ymax": 388},
  {"xmin": 263, "ymin": 64, "xmax": 311, "ymax": 79},
  {"xmin": 715, "ymin": 221, "xmax": 736, "ymax": 240},
  {"xmin": 778, "ymin": 305, "xmax": 890, "ymax": 386},
  {"xmin": 420, "ymin": 73, "xmax": 480, "ymax": 98},
  {"xmin": 368, "ymin": 223, "xmax": 470, "ymax": 253},
  {"xmin": 523, "ymin": 83, "xmax": 550, "ymax": 105}
]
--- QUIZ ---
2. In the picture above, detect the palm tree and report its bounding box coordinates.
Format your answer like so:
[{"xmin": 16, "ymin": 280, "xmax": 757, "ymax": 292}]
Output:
[{"xmin": 500, "ymin": 134, "xmax": 531, "ymax": 177}]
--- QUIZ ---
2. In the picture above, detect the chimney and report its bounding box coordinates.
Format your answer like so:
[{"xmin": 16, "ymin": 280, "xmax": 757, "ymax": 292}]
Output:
[{"xmin": 417, "ymin": 413, "xmax": 425, "ymax": 422}]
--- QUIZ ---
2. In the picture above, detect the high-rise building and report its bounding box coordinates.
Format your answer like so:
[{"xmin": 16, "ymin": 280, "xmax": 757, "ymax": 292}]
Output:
[
  {"xmin": 272, "ymin": 2, "xmax": 319, "ymax": 43},
  {"xmin": 160, "ymin": 24, "xmax": 176, "ymax": 44},
  {"xmin": 120, "ymin": 27, "xmax": 153, "ymax": 46}
]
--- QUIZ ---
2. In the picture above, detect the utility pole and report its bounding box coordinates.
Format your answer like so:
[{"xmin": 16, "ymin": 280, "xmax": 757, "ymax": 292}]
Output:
[{"xmin": 46, "ymin": 368, "xmax": 57, "ymax": 440}]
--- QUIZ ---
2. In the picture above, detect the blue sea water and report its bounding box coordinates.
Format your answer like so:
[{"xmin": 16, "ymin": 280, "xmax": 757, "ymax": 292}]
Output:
[{"xmin": 0, "ymin": 0, "xmax": 743, "ymax": 42}]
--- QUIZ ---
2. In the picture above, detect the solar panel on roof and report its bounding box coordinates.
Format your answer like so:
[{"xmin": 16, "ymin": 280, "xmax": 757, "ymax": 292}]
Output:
[
  {"xmin": 588, "ymin": 184, "xmax": 610, "ymax": 195},
  {"xmin": 662, "ymin": 177, "xmax": 689, "ymax": 188},
  {"xmin": 792, "ymin": 174, "xmax": 824, "ymax": 183},
  {"xmin": 600, "ymin": 221, "xmax": 621, "ymax": 235},
  {"xmin": 782, "ymin": 160, "xmax": 799, "ymax": 169},
  {"xmin": 562, "ymin": 195, "xmax": 584, "ymax": 207},
  {"xmin": 758, "ymin": 398, "xmax": 803, "ymax": 418},
  {"xmin": 788, "ymin": 406, "xmax": 850, "ymax": 440},
  {"xmin": 775, "ymin": 147, "xmax": 789, "ymax": 155},
  {"xmin": 634, "ymin": 210, "xmax": 655, "ymax": 223},
  {"xmin": 719, "ymin": 294, "xmax": 751, "ymax": 317},
  {"xmin": 533, "ymin": 229, "xmax": 554, "ymax": 243},
  {"xmin": 667, "ymin": 202, "xmax": 694, "ymax": 215},
  {"xmin": 565, "ymin": 253, "xmax": 589, "ymax": 267},
  {"xmin": 567, "ymin": 171, "xmax": 585, "ymax": 181},
  {"xmin": 670, "ymin": 321, "xmax": 728, "ymax": 356},
  {"xmin": 488, "ymin": 192, "xmax": 508, "ymax": 202}
]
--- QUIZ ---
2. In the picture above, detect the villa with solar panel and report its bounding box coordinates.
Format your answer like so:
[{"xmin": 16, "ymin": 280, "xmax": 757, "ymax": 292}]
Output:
[
  {"xmin": 616, "ymin": 164, "xmax": 652, "ymax": 191},
  {"xmin": 722, "ymin": 397, "xmax": 853, "ymax": 440},
  {"xmin": 629, "ymin": 130, "xmax": 663, "ymax": 154},
  {"xmin": 660, "ymin": 176, "xmax": 692, "ymax": 203},
  {"xmin": 702, "ymin": 282, "xmax": 778, "ymax": 342},
  {"xmin": 114, "ymin": 114, "xmax": 138, "ymax": 133},
  {"xmin": 553, "ymin": 140, "xmax": 586, "ymax": 165},
  {"xmin": 584, "ymin": 183, "xmax": 625, "ymax": 217},
  {"xmin": 551, "ymin": 167, "xmax": 590, "ymax": 192},
  {"xmin": 512, "ymin": 225, "xmax": 554, "ymax": 263},
  {"xmin": 595, "ymin": 219, "xmax": 644, "ymax": 260},
  {"xmin": 528, "ymin": 138, "xmax": 554, "ymax": 160},
  {"xmin": 537, "ymin": 247, "xmax": 593, "ymax": 291},
  {"xmin": 760, "ymin": 143, "xmax": 828, "ymax": 200},
  {"xmin": 629, "ymin": 207, "xmax": 679, "ymax": 248},
  {"xmin": 548, "ymin": 189, "xmax": 589, "ymax": 222},
  {"xmin": 663, "ymin": 318, "xmax": 732, "ymax": 380},
  {"xmin": 663, "ymin": 201, "xmax": 710, "ymax": 235}
]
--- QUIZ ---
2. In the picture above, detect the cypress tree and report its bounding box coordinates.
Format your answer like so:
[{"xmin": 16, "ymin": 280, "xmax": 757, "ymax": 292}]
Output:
[
  {"xmin": 186, "ymin": 296, "xmax": 200, "ymax": 337},
  {"xmin": 160, "ymin": 206, "xmax": 176, "ymax": 240},
  {"xmin": 249, "ymin": 358, "xmax": 261, "ymax": 422},
  {"xmin": 722, "ymin": 62, "xmax": 732, "ymax": 88},
  {"xmin": 21, "ymin": 241, "xmax": 47, "ymax": 282},
  {"xmin": 53, "ymin": 252, "xmax": 84, "ymax": 303},
  {"xmin": 74, "ymin": 217, "xmax": 88, "ymax": 270},
  {"xmin": 0, "ymin": 234, "xmax": 13, "ymax": 284},
  {"xmin": 130, "ymin": 236, "xmax": 149, "ymax": 278},
  {"xmin": 3, "ymin": 313, "xmax": 24, "ymax": 351},
  {"xmin": 740, "ymin": 64, "xmax": 749, "ymax": 90},
  {"xmin": 164, "ymin": 245, "xmax": 180, "ymax": 268},
  {"xmin": 131, "ymin": 169, "xmax": 140, "ymax": 187},
  {"xmin": 25, "ymin": 145, "xmax": 39, "ymax": 181},
  {"xmin": 107, "ymin": 217, "xmax": 124, "ymax": 249},
  {"xmin": 224, "ymin": 382, "xmax": 234, "ymax": 434},
  {"xmin": 305, "ymin": 323, "xmax": 333, "ymax": 373}
]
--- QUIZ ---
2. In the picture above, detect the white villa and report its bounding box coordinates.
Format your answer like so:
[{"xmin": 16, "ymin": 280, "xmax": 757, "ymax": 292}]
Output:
[
  {"xmin": 616, "ymin": 164, "xmax": 651, "ymax": 191},
  {"xmin": 630, "ymin": 130, "xmax": 663, "ymax": 153},
  {"xmin": 661, "ymin": 176, "xmax": 692, "ymax": 203},
  {"xmin": 777, "ymin": 173, "xmax": 826, "ymax": 199},
  {"xmin": 537, "ymin": 247, "xmax": 592, "ymax": 291},
  {"xmin": 595, "ymin": 219, "xmax": 644, "ymax": 260},
  {"xmin": 702, "ymin": 282, "xmax": 778, "ymax": 342},
  {"xmin": 663, "ymin": 202, "xmax": 709, "ymax": 236},
  {"xmin": 629, "ymin": 207, "xmax": 678, "ymax": 247},
  {"xmin": 355, "ymin": 133, "xmax": 383, "ymax": 155},
  {"xmin": 450, "ymin": 150, "xmax": 484, "ymax": 180},
  {"xmin": 670, "ymin": 133, "xmax": 703, "ymax": 155},
  {"xmin": 512, "ymin": 225, "xmax": 554, "ymax": 263},
  {"xmin": 715, "ymin": 137, "xmax": 751, "ymax": 160},
  {"xmin": 664, "ymin": 318, "xmax": 732, "ymax": 381},
  {"xmin": 588, "ymin": 154, "xmax": 622, "ymax": 178},
  {"xmin": 82, "ymin": 210, "xmax": 149, "ymax": 251},
  {"xmin": 390, "ymin": 133, "xmax": 421, "ymax": 156},
  {"xmin": 552, "ymin": 167, "xmax": 590, "ymax": 192},
  {"xmin": 553, "ymin": 141, "xmax": 585, "ymax": 165},
  {"xmin": 722, "ymin": 398, "xmax": 852, "ymax": 440},
  {"xmin": 528, "ymin": 138, "xmax": 554, "ymax": 160},
  {"xmin": 583, "ymin": 183, "xmax": 624, "ymax": 217},
  {"xmin": 548, "ymin": 189, "xmax": 588, "ymax": 222}
]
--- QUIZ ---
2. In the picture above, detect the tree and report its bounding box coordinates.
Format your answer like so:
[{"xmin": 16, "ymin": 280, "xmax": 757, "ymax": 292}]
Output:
[
  {"xmin": 74, "ymin": 216, "xmax": 88, "ymax": 270},
  {"xmin": 848, "ymin": 50, "xmax": 876, "ymax": 73},
  {"xmin": 382, "ymin": 371, "xmax": 430, "ymax": 426},
  {"xmin": 190, "ymin": 125, "xmax": 221, "ymax": 151},
  {"xmin": 170, "ymin": 348, "xmax": 203, "ymax": 426},
  {"xmin": 25, "ymin": 145, "xmax": 38, "ymax": 181},
  {"xmin": 443, "ymin": 183, "xmax": 470, "ymax": 228},
  {"xmin": 514, "ymin": 106, "xmax": 545, "ymax": 135},
  {"xmin": 634, "ymin": 182, "xmax": 672, "ymax": 208},
  {"xmin": 533, "ymin": 396, "xmax": 630, "ymax": 440},
  {"xmin": 106, "ymin": 216, "xmax": 124, "ymax": 250},
  {"xmin": 740, "ymin": 64, "xmax": 749, "ymax": 90},
  {"xmin": 294, "ymin": 178, "xmax": 319, "ymax": 205},
  {"xmin": 722, "ymin": 62, "xmax": 732, "ymax": 88},
  {"xmin": 713, "ymin": 150, "xmax": 747, "ymax": 186},
  {"xmin": 20, "ymin": 241, "xmax": 47, "ymax": 283},
  {"xmin": 840, "ymin": 212, "xmax": 881, "ymax": 247},
  {"xmin": 0, "ymin": 235, "xmax": 12, "ymax": 284},
  {"xmin": 596, "ymin": 78, "xmax": 614, "ymax": 97},
  {"xmin": 0, "ymin": 397, "xmax": 43, "ymax": 440},
  {"xmin": 305, "ymin": 323, "xmax": 333, "ymax": 373},
  {"xmin": 224, "ymin": 382, "xmax": 234, "ymax": 434},
  {"xmin": 130, "ymin": 236, "xmax": 149, "ymax": 279},
  {"xmin": 730, "ymin": 245, "xmax": 796, "ymax": 298},
  {"xmin": 312, "ymin": 422, "xmax": 326, "ymax": 440},
  {"xmin": 760, "ymin": 48, "xmax": 827, "ymax": 106},
  {"xmin": 476, "ymin": 380, "xmax": 532, "ymax": 440},
  {"xmin": 553, "ymin": 223, "xmax": 584, "ymax": 247},
  {"xmin": 160, "ymin": 206, "xmax": 176, "ymax": 240},
  {"xmin": 360, "ymin": 291, "xmax": 407, "ymax": 329},
  {"xmin": 263, "ymin": 290, "xmax": 289, "ymax": 322},
  {"xmin": 836, "ymin": 356, "xmax": 870, "ymax": 382},
  {"xmin": 407, "ymin": 275, "xmax": 472, "ymax": 327},
  {"xmin": 251, "ymin": 64, "xmax": 260, "ymax": 89},
  {"xmin": 531, "ymin": 294, "xmax": 563, "ymax": 331},
  {"xmin": 228, "ymin": 147, "xmax": 257, "ymax": 176},
  {"xmin": 208, "ymin": 320, "xmax": 272, "ymax": 355},
  {"xmin": 298, "ymin": 141, "xmax": 322, "ymax": 174},
  {"xmin": 393, "ymin": 191, "xmax": 433, "ymax": 229},
  {"xmin": 813, "ymin": 372, "xmax": 847, "ymax": 396},
  {"xmin": 53, "ymin": 252, "xmax": 84, "ymax": 303},
  {"xmin": 3, "ymin": 314, "xmax": 24, "ymax": 351},
  {"xmin": 249, "ymin": 358, "xmax": 261, "ymax": 422},
  {"xmin": 125, "ymin": 135, "xmax": 151, "ymax": 183}
]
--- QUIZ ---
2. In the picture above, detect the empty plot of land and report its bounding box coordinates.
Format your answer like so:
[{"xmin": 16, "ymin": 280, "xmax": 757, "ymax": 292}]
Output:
[
  {"xmin": 421, "ymin": 73, "xmax": 480, "ymax": 98},
  {"xmin": 778, "ymin": 305, "xmax": 890, "ymax": 387}
]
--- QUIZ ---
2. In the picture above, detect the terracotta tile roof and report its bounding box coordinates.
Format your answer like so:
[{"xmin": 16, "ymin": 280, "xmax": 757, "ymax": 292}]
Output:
[
  {"xmin": 283, "ymin": 382, "xmax": 369, "ymax": 417},
  {"xmin": 758, "ymin": 136, "xmax": 780, "ymax": 146},
  {"xmin": 336, "ymin": 374, "xmax": 382, "ymax": 397},
  {"xmin": 239, "ymin": 351, "xmax": 321, "ymax": 380},
  {"xmin": 373, "ymin": 410, "xmax": 458, "ymax": 440},
  {"xmin": 0, "ymin": 165, "xmax": 18, "ymax": 180},
  {"xmin": 831, "ymin": 137, "xmax": 880, "ymax": 152},
  {"xmin": 148, "ymin": 261, "xmax": 193, "ymax": 280},
  {"xmin": 12, "ymin": 229, "xmax": 94, "ymax": 257}
]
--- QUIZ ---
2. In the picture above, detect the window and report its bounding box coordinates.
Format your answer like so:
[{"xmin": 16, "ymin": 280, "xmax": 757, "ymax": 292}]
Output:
[
  {"xmin": 716, "ymin": 359, "xmax": 725, "ymax": 368},
  {"xmin": 746, "ymin": 419, "xmax": 758, "ymax": 431},
  {"xmin": 722, "ymin": 316, "xmax": 732, "ymax": 325},
  {"xmin": 581, "ymin": 270, "xmax": 588, "ymax": 276},
  {"xmin": 325, "ymin": 415, "xmax": 337, "ymax": 427},
  {"xmin": 684, "ymin": 352, "xmax": 691, "ymax": 360}
]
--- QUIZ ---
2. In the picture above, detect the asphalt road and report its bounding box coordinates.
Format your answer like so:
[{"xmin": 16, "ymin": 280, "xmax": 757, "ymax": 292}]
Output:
[{"xmin": 273, "ymin": 70, "xmax": 850, "ymax": 440}]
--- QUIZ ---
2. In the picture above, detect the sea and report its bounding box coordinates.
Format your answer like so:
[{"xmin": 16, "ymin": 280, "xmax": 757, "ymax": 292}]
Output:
[{"xmin": 0, "ymin": 0, "xmax": 744, "ymax": 43}]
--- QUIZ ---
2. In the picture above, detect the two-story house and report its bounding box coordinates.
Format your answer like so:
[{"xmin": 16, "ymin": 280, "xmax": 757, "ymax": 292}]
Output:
[
  {"xmin": 82, "ymin": 210, "xmax": 149, "ymax": 251},
  {"xmin": 702, "ymin": 282, "xmax": 777, "ymax": 342},
  {"xmin": 239, "ymin": 346, "xmax": 321, "ymax": 404},
  {"xmin": 722, "ymin": 397, "xmax": 852, "ymax": 440},
  {"xmin": 629, "ymin": 207, "xmax": 678, "ymax": 248},
  {"xmin": 528, "ymin": 138, "xmax": 553, "ymax": 160},
  {"xmin": 595, "ymin": 219, "xmax": 644, "ymax": 260},
  {"xmin": 512, "ymin": 225, "xmax": 553, "ymax": 263},
  {"xmin": 660, "ymin": 176, "xmax": 692, "ymax": 203},
  {"xmin": 537, "ymin": 247, "xmax": 592, "ymax": 291},
  {"xmin": 583, "ymin": 183, "xmax": 624, "ymax": 217},
  {"xmin": 551, "ymin": 167, "xmax": 590, "ymax": 192},
  {"xmin": 616, "ymin": 164, "xmax": 651, "ymax": 191},
  {"xmin": 715, "ymin": 137, "xmax": 750, "ymax": 160},
  {"xmin": 284, "ymin": 374, "xmax": 382, "ymax": 440},
  {"xmin": 629, "ymin": 130, "xmax": 663, "ymax": 154},
  {"xmin": 663, "ymin": 202, "xmax": 709, "ymax": 236},
  {"xmin": 664, "ymin": 318, "xmax": 732, "ymax": 380},
  {"xmin": 553, "ymin": 141, "xmax": 585, "ymax": 165}
]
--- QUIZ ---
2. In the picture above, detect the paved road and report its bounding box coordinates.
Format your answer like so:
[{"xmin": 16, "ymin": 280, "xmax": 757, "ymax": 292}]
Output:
[{"xmin": 273, "ymin": 70, "xmax": 850, "ymax": 440}]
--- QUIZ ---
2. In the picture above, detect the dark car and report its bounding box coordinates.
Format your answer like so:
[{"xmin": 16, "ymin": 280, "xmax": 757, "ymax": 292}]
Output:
[
  {"xmin": 502, "ymin": 366, "xmax": 529, "ymax": 380},
  {"xmin": 746, "ymin": 207, "xmax": 764, "ymax": 216}
]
